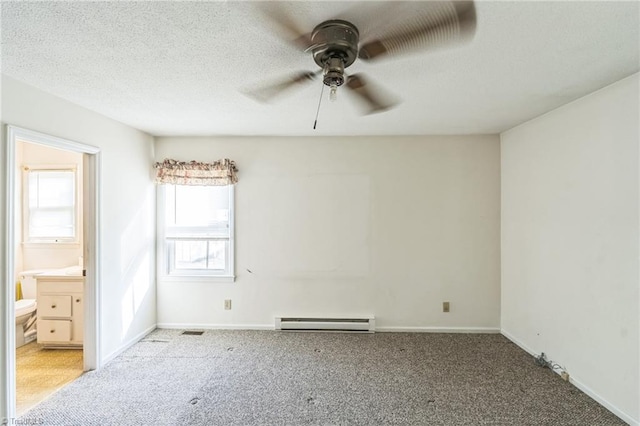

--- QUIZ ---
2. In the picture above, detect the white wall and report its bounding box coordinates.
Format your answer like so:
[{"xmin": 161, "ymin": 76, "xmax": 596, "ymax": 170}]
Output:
[
  {"xmin": 18, "ymin": 142, "xmax": 84, "ymax": 272},
  {"xmin": 501, "ymin": 73, "xmax": 639, "ymax": 424},
  {"xmin": 0, "ymin": 75, "xmax": 157, "ymax": 418},
  {"xmin": 155, "ymin": 135, "xmax": 501, "ymax": 331}
]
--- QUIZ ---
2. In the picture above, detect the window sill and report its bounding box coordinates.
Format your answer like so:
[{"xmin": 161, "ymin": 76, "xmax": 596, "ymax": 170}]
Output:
[
  {"xmin": 159, "ymin": 275, "xmax": 235, "ymax": 284},
  {"xmin": 23, "ymin": 242, "xmax": 81, "ymax": 248}
]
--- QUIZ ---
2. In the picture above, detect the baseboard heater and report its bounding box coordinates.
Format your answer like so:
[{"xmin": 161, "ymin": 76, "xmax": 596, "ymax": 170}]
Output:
[{"xmin": 275, "ymin": 316, "xmax": 375, "ymax": 333}]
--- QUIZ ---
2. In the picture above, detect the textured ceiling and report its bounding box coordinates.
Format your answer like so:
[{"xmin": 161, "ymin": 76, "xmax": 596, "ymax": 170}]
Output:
[{"xmin": 1, "ymin": 1, "xmax": 638, "ymax": 137}]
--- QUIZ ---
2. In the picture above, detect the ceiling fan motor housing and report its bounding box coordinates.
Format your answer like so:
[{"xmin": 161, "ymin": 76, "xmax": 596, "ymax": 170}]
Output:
[{"xmin": 310, "ymin": 20, "xmax": 359, "ymax": 87}]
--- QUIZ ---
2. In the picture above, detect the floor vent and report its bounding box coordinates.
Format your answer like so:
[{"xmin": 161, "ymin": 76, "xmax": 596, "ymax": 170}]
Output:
[
  {"xmin": 181, "ymin": 330, "xmax": 204, "ymax": 336},
  {"xmin": 275, "ymin": 316, "xmax": 375, "ymax": 333}
]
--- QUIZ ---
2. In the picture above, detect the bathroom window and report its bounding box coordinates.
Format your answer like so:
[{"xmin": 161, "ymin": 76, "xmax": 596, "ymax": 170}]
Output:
[
  {"xmin": 159, "ymin": 184, "xmax": 234, "ymax": 280},
  {"xmin": 23, "ymin": 167, "xmax": 78, "ymax": 243}
]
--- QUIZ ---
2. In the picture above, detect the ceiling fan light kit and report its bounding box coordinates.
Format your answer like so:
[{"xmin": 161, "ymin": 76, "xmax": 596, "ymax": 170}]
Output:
[{"xmin": 309, "ymin": 19, "xmax": 360, "ymax": 88}]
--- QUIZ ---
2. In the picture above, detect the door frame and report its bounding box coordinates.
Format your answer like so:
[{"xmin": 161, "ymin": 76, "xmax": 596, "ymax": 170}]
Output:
[{"xmin": 3, "ymin": 125, "xmax": 102, "ymax": 419}]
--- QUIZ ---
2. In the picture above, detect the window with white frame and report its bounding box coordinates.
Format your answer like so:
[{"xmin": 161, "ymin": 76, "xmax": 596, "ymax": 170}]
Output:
[
  {"xmin": 24, "ymin": 167, "xmax": 78, "ymax": 243},
  {"xmin": 160, "ymin": 184, "xmax": 234, "ymax": 279}
]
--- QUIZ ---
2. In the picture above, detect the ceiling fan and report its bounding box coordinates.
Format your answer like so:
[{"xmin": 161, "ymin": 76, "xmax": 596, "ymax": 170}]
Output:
[{"xmin": 245, "ymin": 1, "xmax": 477, "ymax": 118}]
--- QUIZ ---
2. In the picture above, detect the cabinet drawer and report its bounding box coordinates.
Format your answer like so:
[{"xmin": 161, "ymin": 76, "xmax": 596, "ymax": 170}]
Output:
[
  {"xmin": 39, "ymin": 295, "xmax": 72, "ymax": 317},
  {"xmin": 38, "ymin": 279, "xmax": 84, "ymax": 293},
  {"xmin": 38, "ymin": 320, "xmax": 71, "ymax": 342}
]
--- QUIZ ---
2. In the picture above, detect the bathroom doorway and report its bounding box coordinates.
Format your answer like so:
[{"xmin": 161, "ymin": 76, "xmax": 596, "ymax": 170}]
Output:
[
  {"xmin": 4, "ymin": 126, "xmax": 101, "ymax": 419},
  {"xmin": 15, "ymin": 141, "xmax": 84, "ymax": 415}
]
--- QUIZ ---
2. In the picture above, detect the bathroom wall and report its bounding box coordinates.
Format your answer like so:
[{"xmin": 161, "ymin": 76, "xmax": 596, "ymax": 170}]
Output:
[{"xmin": 17, "ymin": 142, "xmax": 84, "ymax": 275}]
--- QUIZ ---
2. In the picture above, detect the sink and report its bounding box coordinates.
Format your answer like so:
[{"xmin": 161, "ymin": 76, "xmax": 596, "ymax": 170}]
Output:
[
  {"xmin": 64, "ymin": 266, "xmax": 82, "ymax": 276},
  {"xmin": 36, "ymin": 265, "xmax": 83, "ymax": 277}
]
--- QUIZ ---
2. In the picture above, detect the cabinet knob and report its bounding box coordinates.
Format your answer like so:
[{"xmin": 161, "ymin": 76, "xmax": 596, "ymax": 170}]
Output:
[
  {"xmin": 75, "ymin": 299, "xmax": 81, "ymax": 303},
  {"xmin": 50, "ymin": 330, "xmax": 55, "ymax": 333},
  {"xmin": 51, "ymin": 304, "xmax": 57, "ymax": 309}
]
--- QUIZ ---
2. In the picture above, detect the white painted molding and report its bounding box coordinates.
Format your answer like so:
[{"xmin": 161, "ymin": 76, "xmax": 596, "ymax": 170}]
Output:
[
  {"xmin": 500, "ymin": 329, "xmax": 537, "ymax": 354},
  {"xmin": 376, "ymin": 326, "xmax": 501, "ymax": 334},
  {"xmin": 83, "ymin": 151, "xmax": 102, "ymax": 371},
  {"xmin": 567, "ymin": 375, "xmax": 639, "ymax": 426},
  {"xmin": 157, "ymin": 324, "xmax": 501, "ymax": 334},
  {"xmin": 102, "ymin": 325, "xmax": 157, "ymax": 365},
  {"xmin": 157, "ymin": 323, "xmax": 274, "ymax": 331},
  {"xmin": 501, "ymin": 329, "xmax": 638, "ymax": 426},
  {"xmin": 8, "ymin": 126, "xmax": 100, "ymax": 155},
  {"xmin": 3, "ymin": 125, "xmax": 18, "ymax": 421},
  {"xmin": 3, "ymin": 125, "xmax": 102, "ymax": 419}
]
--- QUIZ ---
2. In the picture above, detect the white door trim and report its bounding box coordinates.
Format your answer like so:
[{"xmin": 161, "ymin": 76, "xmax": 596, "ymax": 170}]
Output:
[{"xmin": 3, "ymin": 125, "xmax": 102, "ymax": 420}]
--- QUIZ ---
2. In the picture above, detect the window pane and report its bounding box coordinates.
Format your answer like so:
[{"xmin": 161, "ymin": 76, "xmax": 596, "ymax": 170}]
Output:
[
  {"xmin": 207, "ymin": 240, "xmax": 226, "ymax": 270},
  {"xmin": 169, "ymin": 185, "xmax": 229, "ymax": 230},
  {"xmin": 29, "ymin": 171, "xmax": 75, "ymax": 208},
  {"xmin": 30, "ymin": 209, "xmax": 75, "ymax": 238},
  {"xmin": 27, "ymin": 169, "xmax": 76, "ymax": 240},
  {"xmin": 172, "ymin": 240, "xmax": 227, "ymax": 271},
  {"xmin": 162, "ymin": 184, "xmax": 234, "ymax": 278},
  {"xmin": 166, "ymin": 185, "xmax": 230, "ymax": 238}
]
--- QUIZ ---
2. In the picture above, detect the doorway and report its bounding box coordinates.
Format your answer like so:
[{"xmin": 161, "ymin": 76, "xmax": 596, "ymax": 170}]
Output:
[{"xmin": 4, "ymin": 125, "xmax": 101, "ymax": 419}]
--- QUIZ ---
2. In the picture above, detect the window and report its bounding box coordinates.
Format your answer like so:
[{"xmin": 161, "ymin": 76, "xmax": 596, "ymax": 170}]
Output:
[
  {"xmin": 159, "ymin": 184, "xmax": 234, "ymax": 280},
  {"xmin": 24, "ymin": 167, "xmax": 78, "ymax": 243}
]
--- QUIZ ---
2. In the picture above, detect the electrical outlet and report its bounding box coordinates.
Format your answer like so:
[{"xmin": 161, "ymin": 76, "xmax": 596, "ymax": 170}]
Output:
[
  {"xmin": 224, "ymin": 299, "xmax": 232, "ymax": 310},
  {"xmin": 443, "ymin": 302, "xmax": 450, "ymax": 313},
  {"xmin": 561, "ymin": 371, "xmax": 570, "ymax": 382}
]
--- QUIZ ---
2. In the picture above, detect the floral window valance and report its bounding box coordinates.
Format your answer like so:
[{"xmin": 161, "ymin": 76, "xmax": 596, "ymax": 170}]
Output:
[{"xmin": 154, "ymin": 158, "xmax": 238, "ymax": 186}]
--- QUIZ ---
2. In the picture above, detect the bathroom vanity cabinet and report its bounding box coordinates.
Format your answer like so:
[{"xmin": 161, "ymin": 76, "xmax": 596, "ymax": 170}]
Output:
[{"xmin": 36, "ymin": 275, "xmax": 84, "ymax": 348}]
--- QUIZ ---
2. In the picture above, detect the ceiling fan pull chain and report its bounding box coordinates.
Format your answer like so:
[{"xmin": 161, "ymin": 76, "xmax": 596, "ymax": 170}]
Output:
[{"xmin": 313, "ymin": 79, "xmax": 326, "ymax": 130}]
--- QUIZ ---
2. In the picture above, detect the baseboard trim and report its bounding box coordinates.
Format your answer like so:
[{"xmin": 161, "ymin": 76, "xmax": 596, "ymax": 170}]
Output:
[
  {"xmin": 157, "ymin": 323, "xmax": 274, "ymax": 330},
  {"xmin": 157, "ymin": 324, "xmax": 501, "ymax": 334},
  {"xmin": 501, "ymin": 328, "xmax": 638, "ymax": 426},
  {"xmin": 500, "ymin": 328, "xmax": 538, "ymax": 355},
  {"xmin": 376, "ymin": 326, "xmax": 501, "ymax": 334},
  {"xmin": 102, "ymin": 324, "xmax": 157, "ymax": 365}
]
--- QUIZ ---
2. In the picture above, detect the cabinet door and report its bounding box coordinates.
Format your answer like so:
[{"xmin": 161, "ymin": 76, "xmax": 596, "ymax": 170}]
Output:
[
  {"xmin": 72, "ymin": 294, "xmax": 84, "ymax": 343},
  {"xmin": 39, "ymin": 295, "xmax": 72, "ymax": 317},
  {"xmin": 38, "ymin": 320, "xmax": 71, "ymax": 343}
]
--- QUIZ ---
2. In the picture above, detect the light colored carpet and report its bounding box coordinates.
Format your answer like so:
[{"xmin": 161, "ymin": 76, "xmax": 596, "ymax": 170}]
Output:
[
  {"xmin": 16, "ymin": 342, "xmax": 83, "ymax": 416},
  {"xmin": 20, "ymin": 329, "xmax": 624, "ymax": 425}
]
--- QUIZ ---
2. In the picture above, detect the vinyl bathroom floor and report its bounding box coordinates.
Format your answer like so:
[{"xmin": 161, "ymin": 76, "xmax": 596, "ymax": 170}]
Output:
[{"xmin": 16, "ymin": 342, "xmax": 83, "ymax": 416}]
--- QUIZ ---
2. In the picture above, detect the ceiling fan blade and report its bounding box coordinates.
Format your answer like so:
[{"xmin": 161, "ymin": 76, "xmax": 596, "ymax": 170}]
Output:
[
  {"xmin": 345, "ymin": 74, "xmax": 399, "ymax": 115},
  {"xmin": 255, "ymin": 3, "xmax": 312, "ymax": 51},
  {"xmin": 334, "ymin": 2, "xmax": 404, "ymax": 42},
  {"xmin": 359, "ymin": 1, "xmax": 476, "ymax": 61},
  {"xmin": 243, "ymin": 71, "xmax": 317, "ymax": 103}
]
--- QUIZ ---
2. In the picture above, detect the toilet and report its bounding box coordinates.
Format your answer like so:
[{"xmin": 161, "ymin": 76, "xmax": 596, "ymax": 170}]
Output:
[{"xmin": 15, "ymin": 271, "xmax": 40, "ymax": 348}]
